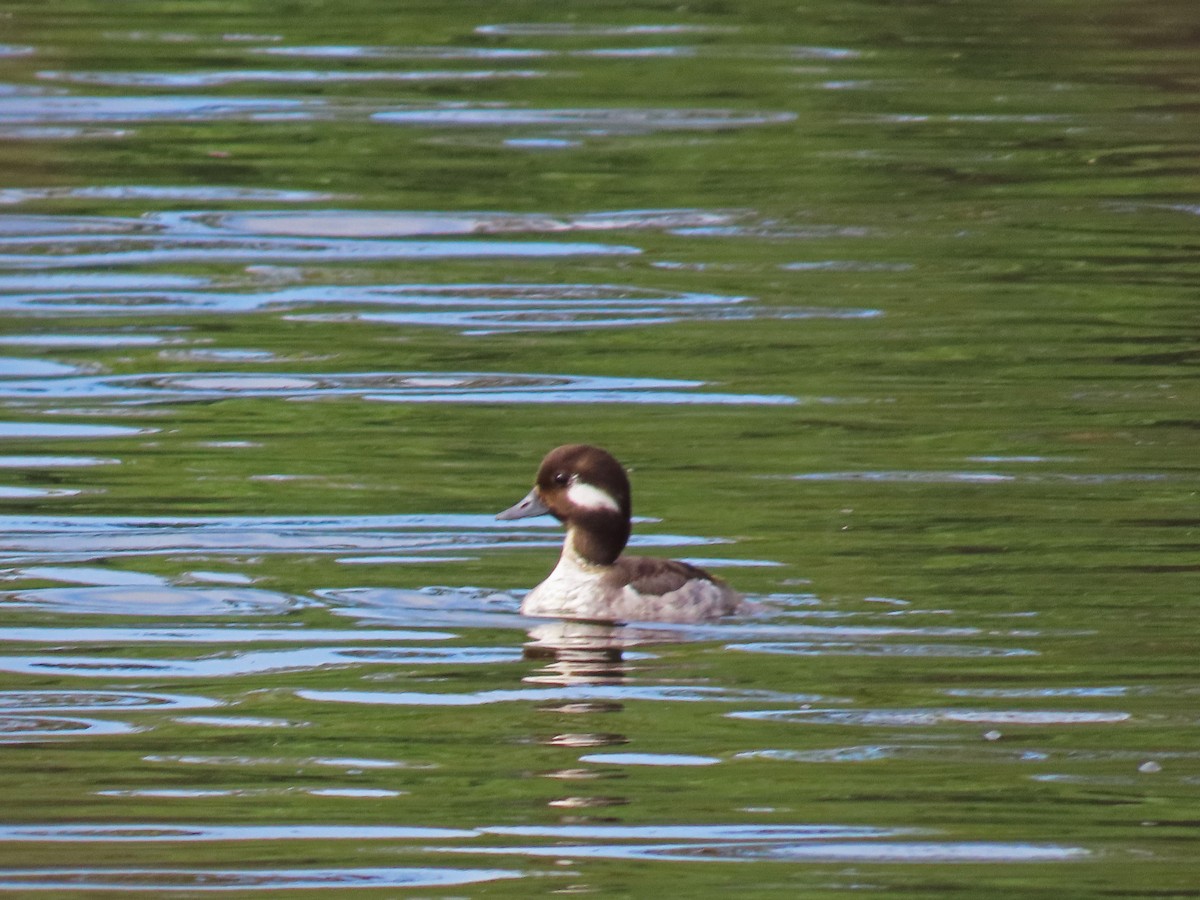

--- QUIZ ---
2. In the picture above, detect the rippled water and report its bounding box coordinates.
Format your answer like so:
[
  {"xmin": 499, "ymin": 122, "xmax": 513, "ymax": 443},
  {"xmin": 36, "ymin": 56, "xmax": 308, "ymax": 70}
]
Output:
[{"xmin": 0, "ymin": 0, "xmax": 1197, "ymax": 895}]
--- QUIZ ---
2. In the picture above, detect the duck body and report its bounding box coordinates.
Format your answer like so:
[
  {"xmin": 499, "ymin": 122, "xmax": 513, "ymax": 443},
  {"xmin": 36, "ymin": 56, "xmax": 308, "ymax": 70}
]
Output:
[{"xmin": 497, "ymin": 444, "xmax": 744, "ymax": 623}]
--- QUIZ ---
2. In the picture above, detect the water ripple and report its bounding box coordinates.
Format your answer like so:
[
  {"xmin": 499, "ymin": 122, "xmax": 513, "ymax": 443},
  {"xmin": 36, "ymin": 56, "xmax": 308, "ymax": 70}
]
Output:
[
  {"xmin": 439, "ymin": 825, "xmax": 1086, "ymax": 863},
  {"xmin": 373, "ymin": 106, "xmax": 796, "ymax": 133},
  {"xmin": 0, "ymin": 422, "xmax": 149, "ymax": 439},
  {"xmin": 0, "ymin": 866, "xmax": 521, "ymax": 891},
  {"xmin": 0, "ymin": 235, "xmax": 633, "ymax": 269},
  {"xmin": 0, "ymin": 513, "xmax": 724, "ymax": 564},
  {"xmin": 0, "ymin": 278, "xmax": 873, "ymax": 334},
  {"xmin": 0, "ymin": 646, "xmax": 520, "ymax": 679},
  {"xmin": 474, "ymin": 23, "xmax": 725, "ymax": 36},
  {"xmin": 253, "ymin": 45, "xmax": 553, "ymax": 60},
  {"xmin": 459, "ymin": 840, "xmax": 1086, "ymax": 863},
  {"xmin": 0, "ymin": 823, "xmax": 469, "ymax": 841},
  {"xmin": 0, "ymin": 369, "xmax": 792, "ymax": 405},
  {"xmin": 579, "ymin": 752, "xmax": 721, "ymax": 766},
  {"xmin": 0, "ymin": 819, "xmax": 1089, "ymax": 873},
  {"xmin": 0, "ymin": 95, "xmax": 317, "ymax": 124},
  {"xmin": 38, "ymin": 69, "xmax": 546, "ymax": 88},
  {"xmin": 729, "ymin": 708, "xmax": 1132, "ymax": 726},
  {"xmin": 0, "ymin": 690, "xmax": 220, "ymax": 712},
  {"xmin": 0, "ymin": 715, "xmax": 139, "ymax": 741},
  {"xmin": 0, "ymin": 186, "xmax": 333, "ymax": 204},
  {"xmin": 0, "ymin": 456, "xmax": 118, "ymax": 468},
  {"xmin": 0, "ymin": 486, "xmax": 80, "ymax": 500},
  {"xmin": 729, "ymin": 641, "xmax": 1036, "ymax": 658},
  {"xmin": 1, "ymin": 586, "xmax": 314, "ymax": 616},
  {"xmin": 0, "ymin": 626, "xmax": 453, "ymax": 644},
  {"xmin": 783, "ymin": 471, "xmax": 1169, "ymax": 485},
  {"xmin": 298, "ymin": 684, "xmax": 829, "ymax": 707}
]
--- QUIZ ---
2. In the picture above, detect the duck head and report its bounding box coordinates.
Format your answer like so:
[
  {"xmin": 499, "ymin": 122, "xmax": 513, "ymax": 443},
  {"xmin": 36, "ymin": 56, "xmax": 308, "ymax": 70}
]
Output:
[{"xmin": 497, "ymin": 444, "xmax": 632, "ymax": 565}]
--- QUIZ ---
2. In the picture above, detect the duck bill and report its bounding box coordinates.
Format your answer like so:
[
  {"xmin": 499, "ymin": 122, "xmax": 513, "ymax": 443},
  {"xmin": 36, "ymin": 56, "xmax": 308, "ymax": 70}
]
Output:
[{"xmin": 496, "ymin": 487, "xmax": 550, "ymax": 520}]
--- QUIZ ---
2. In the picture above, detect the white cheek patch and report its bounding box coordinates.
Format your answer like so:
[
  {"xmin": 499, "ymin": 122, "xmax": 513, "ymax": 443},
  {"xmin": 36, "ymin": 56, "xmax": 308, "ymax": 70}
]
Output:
[{"xmin": 566, "ymin": 480, "xmax": 621, "ymax": 514}]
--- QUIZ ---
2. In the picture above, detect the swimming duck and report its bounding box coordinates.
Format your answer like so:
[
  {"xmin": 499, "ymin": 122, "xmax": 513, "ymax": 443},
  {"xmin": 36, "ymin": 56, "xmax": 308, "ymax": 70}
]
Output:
[{"xmin": 497, "ymin": 444, "xmax": 744, "ymax": 623}]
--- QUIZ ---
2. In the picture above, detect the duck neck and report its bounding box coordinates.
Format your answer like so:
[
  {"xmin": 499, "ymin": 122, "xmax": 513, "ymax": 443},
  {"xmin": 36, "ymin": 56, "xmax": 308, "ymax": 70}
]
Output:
[{"xmin": 565, "ymin": 515, "xmax": 629, "ymax": 567}]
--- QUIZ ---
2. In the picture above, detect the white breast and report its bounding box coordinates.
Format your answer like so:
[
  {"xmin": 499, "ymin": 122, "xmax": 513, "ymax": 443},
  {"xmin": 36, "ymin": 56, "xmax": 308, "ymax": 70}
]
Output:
[{"xmin": 520, "ymin": 548, "xmax": 609, "ymax": 619}]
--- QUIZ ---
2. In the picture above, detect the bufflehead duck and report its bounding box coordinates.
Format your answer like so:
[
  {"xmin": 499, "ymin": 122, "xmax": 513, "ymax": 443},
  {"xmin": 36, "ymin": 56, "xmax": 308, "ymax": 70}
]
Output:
[{"xmin": 497, "ymin": 444, "xmax": 745, "ymax": 623}]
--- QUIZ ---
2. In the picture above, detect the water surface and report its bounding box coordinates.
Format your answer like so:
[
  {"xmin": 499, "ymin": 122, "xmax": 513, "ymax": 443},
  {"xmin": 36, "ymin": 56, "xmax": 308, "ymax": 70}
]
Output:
[{"xmin": 0, "ymin": 0, "xmax": 1196, "ymax": 896}]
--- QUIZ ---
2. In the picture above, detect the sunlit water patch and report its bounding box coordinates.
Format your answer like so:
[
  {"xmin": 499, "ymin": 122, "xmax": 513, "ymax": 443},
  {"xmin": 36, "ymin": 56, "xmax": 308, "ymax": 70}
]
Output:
[
  {"xmin": 0, "ymin": 715, "xmax": 140, "ymax": 742},
  {"xmin": 459, "ymin": 840, "xmax": 1087, "ymax": 863},
  {"xmin": 0, "ymin": 357, "xmax": 84, "ymax": 378},
  {"xmin": 571, "ymin": 46, "xmax": 699, "ymax": 59},
  {"xmin": 0, "ymin": 645, "xmax": 520, "ymax": 679},
  {"xmin": 0, "ymin": 486, "xmax": 81, "ymax": 499},
  {"xmin": 96, "ymin": 786, "xmax": 408, "ymax": 799},
  {"xmin": 0, "ymin": 233, "xmax": 634, "ymax": 269},
  {"xmin": 728, "ymin": 641, "xmax": 1036, "ymax": 658},
  {"xmin": 0, "ymin": 866, "xmax": 522, "ymax": 891},
  {"xmin": 729, "ymin": 708, "xmax": 1132, "ymax": 726},
  {"xmin": 97, "ymin": 788, "xmax": 278, "ymax": 799},
  {"xmin": 253, "ymin": 44, "xmax": 553, "ymax": 60},
  {"xmin": 0, "ymin": 186, "xmax": 334, "ymax": 204},
  {"xmin": 436, "ymin": 824, "xmax": 1085, "ymax": 864},
  {"xmin": 0, "ymin": 627, "xmax": 454, "ymax": 644},
  {"xmin": 784, "ymin": 470, "xmax": 1170, "ymax": 484},
  {"xmin": 0, "ymin": 272, "xmax": 207, "ymax": 295},
  {"xmin": 608, "ymin": 618, "xmax": 985, "ymax": 644},
  {"xmin": 373, "ymin": 106, "xmax": 796, "ymax": 134},
  {"xmin": 142, "ymin": 754, "xmax": 435, "ymax": 770},
  {"xmin": 37, "ymin": 69, "xmax": 546, "ymax": 88},
  {"xmin": 738, "ymin": 744, "xmax": 1200, "ymax": 767},
  {"xmin": 502, "ymin": 137, "xmax": 580, "ymax": 149},
  {"xmin": 292, "ymin": 290, "xmax": 874, "ymax": 334},
  {"xmin": 208, "ymin": 207, "xmax": 737, "ymax": 236},
  {"xmin": 736, "ymin": 745, "xmax": 1052, "ymax": 764},
  {"xmin": 0, "ymin": 370, "xmax": 795, "ymax": 406},
  {"xmin": 0, "ymin": 205, "xmax": 827, "ymax": 276},
  {"xmin": 0, "ymin": 333, "xmax": 173, "ymax": 348},
  {"xmin": 474, "ymin": 23, "xmax": 726, "ymax": 36},
  {"xmin": 1, "ymin": 585, "xmax": 314, "ymax": 616},
  {"xmin": 0, "ymin": 215, "xmax": 148, "ymax": 237},
  {"xmin": 0, "ymin": 126, "xmax": 130, "ymax": 141},
  {"xmin": 0, "ymin": 422, "xmax": 150, "ymax": 439},
  {"xmin": 579, "ymin": 752, "xmax": 721, "ymax": 766},
  {"xmin": 488, "ymin": 824, "xmax": 899, "ymax": 840},
  {"xmin": 0, "ymin": 456, "xmax": 118, "ymax": 467},
  {"xmin": 0, "ymin": 95, "xmax": 318, "ymax": 124},
  {"xmin": 781, "ymin": 259, "xmax": 910, "ymax": 271},
  {"xmin": 3, "ymin": 565, "xmax": 177, "ymax": 586},
  {"xmin": 0, "ymin": 208, "xmax": 660, "ymax": 270},
  {"xmin": 0, "ymin": 823, "xmax": 478, "ymax": 841},
  {"xmin": 0, "ymin": 690, "xmax": 220, "ymax": 712},
  {"xmin": 944, "ymin": 686, "xmax": 1140, "ymax": 698},
  {"xmin": 0, "ymin": 278, "xmax": 872, "ymax": 334},
  {"xmin": 306, "ymin": 788, "xmax": 405, "ymax": 798}
]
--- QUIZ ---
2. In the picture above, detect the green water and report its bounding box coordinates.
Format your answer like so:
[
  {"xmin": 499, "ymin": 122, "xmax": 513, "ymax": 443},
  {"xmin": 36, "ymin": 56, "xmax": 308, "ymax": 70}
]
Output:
[{"xmin": 0, "ymin": 0, "xmax": 1197, "ymax": 895}]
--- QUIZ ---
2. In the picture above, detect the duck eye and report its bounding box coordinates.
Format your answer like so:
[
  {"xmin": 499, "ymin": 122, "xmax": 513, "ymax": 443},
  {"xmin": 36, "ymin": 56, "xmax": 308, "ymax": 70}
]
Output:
[{"xmin": 553, "ymin": 471, "xmax": 570, "ymax": 486}]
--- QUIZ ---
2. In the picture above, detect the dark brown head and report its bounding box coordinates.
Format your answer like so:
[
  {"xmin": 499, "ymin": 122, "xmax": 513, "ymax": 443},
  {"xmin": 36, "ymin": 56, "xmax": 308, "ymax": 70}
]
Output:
[{"xmin": 497, "ymin": 444, "xmax": 632, "ymax": 564}]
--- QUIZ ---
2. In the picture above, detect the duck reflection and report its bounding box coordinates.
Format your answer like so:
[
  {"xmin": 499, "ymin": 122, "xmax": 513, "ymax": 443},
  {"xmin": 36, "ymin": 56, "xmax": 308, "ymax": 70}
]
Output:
[
  {"xmin": 525, "ymin": 620, "xmax": 634, "ymax": 816},
  {"xmin": 522, "ymin": 619, "xmax": 631, "ymax": 687}
]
